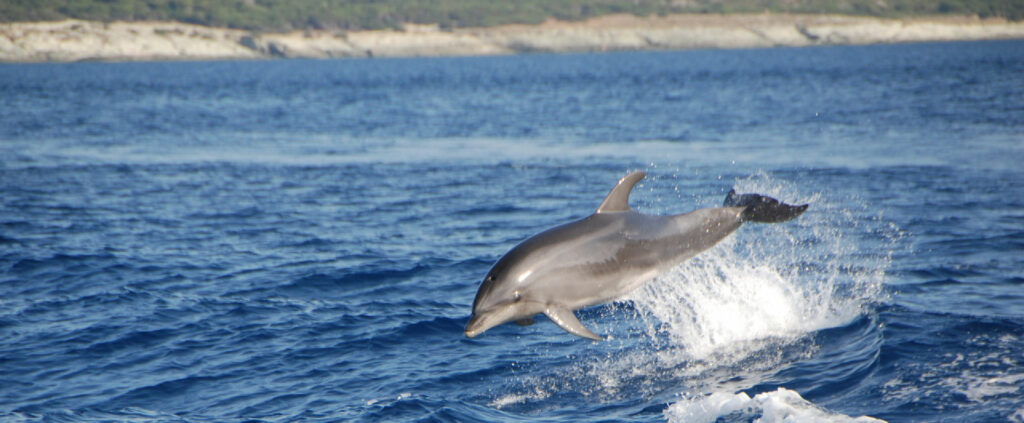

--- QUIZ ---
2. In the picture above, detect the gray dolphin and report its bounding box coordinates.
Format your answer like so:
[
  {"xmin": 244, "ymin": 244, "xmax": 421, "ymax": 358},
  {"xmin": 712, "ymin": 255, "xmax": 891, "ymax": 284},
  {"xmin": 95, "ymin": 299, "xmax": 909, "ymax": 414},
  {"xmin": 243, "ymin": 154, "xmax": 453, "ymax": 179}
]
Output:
[{"xmin": 465, "ymin": 171, "xmax": 808, "ymax": 341}]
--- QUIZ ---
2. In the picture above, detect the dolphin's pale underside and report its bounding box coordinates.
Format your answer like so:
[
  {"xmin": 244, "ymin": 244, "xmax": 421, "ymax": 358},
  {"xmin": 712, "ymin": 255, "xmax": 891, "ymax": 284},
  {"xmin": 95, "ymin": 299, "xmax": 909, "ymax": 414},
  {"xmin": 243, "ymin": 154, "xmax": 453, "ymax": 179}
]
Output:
[{"xmin": 465, "ymin": 171, "xmax": 808, "ymax": 341}]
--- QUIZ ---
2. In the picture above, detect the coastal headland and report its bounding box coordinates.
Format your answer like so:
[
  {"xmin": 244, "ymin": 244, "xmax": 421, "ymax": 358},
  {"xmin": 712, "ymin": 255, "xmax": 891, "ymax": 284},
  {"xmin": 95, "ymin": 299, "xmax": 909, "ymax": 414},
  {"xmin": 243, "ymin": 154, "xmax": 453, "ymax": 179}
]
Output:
[{"xmin": 2, "ymin": 13, "xmax": 1023, "ymax": 62}]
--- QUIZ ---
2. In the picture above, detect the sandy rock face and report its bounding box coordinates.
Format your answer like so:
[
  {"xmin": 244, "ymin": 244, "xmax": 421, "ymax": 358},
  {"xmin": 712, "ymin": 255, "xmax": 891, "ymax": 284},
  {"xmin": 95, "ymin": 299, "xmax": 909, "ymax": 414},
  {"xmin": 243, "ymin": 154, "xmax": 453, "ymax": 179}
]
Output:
[
  {"xmin": 2, "ymin": 14, "xmax": 1023, "ymax": 62},
  {"xmin": 0, "ymin": 20, "xmax": 263, "ymax": 61}
]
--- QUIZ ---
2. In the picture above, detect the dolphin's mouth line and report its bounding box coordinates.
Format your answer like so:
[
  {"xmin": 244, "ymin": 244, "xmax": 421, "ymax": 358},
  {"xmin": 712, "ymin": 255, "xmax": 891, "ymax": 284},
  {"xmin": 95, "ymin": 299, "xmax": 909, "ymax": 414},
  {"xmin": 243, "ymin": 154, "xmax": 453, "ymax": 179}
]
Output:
[
  {"xmin": 465, "ymin": 303, "xmax": 519, "ymax": 338},
  {"xmin": 464, "ymin": 312, "xmax": 488, "ymax": 338}
]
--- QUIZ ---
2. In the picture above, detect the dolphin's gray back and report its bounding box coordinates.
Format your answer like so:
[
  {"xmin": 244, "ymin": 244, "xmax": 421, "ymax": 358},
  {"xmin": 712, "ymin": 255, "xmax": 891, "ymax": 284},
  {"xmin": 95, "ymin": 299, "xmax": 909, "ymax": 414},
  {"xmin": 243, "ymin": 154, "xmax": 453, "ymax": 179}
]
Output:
[{"xmin": 508, "ymin": 207, "xmax": 744, "ymax": 309}]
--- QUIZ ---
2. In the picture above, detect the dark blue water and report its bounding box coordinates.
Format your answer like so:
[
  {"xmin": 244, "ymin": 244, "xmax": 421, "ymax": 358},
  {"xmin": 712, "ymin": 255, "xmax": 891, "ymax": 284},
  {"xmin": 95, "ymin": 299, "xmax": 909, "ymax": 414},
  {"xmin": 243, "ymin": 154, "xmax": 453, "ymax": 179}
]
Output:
[{"xmin": 2, "ymin": 41, "xmax": 1023, "ymax": 422}]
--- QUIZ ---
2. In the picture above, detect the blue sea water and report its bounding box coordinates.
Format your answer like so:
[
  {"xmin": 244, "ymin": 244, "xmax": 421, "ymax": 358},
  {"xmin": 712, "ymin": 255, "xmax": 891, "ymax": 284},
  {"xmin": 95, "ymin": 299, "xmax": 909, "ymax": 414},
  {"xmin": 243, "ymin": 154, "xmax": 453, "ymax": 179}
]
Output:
[{"xmin": 1, "ymin": 40, "xmax": 1023, "ymax": 422}]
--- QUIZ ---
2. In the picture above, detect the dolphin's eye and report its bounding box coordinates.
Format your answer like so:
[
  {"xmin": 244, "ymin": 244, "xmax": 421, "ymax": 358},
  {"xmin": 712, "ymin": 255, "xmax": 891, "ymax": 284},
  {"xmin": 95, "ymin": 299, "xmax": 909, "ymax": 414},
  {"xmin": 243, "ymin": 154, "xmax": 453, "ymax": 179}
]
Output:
[
  {"xmin": 486, "ymin": 275, "xmax": 495, "ymax": 282},
  {"xmin": 513, "ymin": 291, "xmax": 521, "ymax": 301}
]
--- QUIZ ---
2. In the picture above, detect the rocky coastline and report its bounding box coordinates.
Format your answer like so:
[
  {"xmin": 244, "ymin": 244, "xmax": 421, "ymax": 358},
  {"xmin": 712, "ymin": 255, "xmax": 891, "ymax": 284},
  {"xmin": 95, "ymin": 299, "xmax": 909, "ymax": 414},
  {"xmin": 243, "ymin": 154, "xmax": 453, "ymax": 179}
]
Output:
[{"xmin": 2, "ymin": 13, "xmax": 1023, "ymax": 62}]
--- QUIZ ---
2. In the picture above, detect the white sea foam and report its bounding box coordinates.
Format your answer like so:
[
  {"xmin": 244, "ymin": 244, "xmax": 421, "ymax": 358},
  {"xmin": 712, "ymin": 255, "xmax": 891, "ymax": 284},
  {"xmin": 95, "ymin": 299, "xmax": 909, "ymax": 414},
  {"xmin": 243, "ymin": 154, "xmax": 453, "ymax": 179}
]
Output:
[
  {"xmin": 666, "ymin": 388, "xmax": 885, "ymax": 423},
  {"xmin": 488, "ymin": 387, "xmax": 551, "ymax": 409}
]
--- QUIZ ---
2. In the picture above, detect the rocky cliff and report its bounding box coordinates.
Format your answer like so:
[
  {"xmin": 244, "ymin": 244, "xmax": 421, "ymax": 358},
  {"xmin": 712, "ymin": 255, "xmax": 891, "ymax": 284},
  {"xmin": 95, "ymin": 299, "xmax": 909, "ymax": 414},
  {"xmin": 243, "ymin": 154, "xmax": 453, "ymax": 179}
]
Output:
[{"xmin": 2, "ymin": 14, "xmax": 1023, "ymax": 62}]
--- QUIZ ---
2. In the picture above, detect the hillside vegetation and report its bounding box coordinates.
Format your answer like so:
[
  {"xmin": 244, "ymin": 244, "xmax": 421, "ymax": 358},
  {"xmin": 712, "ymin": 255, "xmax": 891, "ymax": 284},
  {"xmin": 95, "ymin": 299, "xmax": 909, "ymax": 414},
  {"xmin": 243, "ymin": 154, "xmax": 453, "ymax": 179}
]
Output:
[{"xmin": 2, "ymin": 0, "xmax": 1023, "ymax": 31}]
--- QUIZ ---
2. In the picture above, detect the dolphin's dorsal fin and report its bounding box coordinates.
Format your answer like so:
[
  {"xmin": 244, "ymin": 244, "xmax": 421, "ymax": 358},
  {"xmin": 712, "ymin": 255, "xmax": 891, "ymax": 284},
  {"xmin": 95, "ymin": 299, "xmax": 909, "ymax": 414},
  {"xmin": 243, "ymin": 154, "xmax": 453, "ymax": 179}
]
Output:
[
  {"xmin": 596, "ymin": 171, "xmax": 646, "ymax": 214},
  {"xmin": 545, "ymin": 306, "xmax": 604, "ymax": 341}
]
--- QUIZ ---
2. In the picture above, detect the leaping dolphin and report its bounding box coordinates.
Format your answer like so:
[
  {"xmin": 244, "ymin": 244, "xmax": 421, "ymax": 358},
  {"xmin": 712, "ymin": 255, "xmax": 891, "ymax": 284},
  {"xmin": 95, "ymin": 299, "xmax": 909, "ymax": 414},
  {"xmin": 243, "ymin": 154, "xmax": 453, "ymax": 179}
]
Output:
[{"xmin": 465, "ymin": 171, "xmax": 808, "ymax": 341}]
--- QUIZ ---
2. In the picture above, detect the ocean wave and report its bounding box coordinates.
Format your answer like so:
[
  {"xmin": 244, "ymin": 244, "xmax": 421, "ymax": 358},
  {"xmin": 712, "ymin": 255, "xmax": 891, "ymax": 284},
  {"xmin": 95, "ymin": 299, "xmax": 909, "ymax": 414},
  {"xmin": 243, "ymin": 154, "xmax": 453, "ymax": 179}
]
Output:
[{"xmin": 3, "ymin": 43, "xmax": 1022, "ymax": 422}]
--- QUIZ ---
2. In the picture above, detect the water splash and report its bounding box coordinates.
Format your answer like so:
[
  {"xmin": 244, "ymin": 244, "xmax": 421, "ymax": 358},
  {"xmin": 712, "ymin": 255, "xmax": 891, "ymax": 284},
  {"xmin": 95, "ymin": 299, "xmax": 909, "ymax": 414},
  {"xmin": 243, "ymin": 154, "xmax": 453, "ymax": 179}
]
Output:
[
  {"xmin": 626, "ymin": 171, "xmax": 888, "ymax": 365},
  {"xmin": 628, "ymin": 248, "xmax": 840, "ymax": 363}
]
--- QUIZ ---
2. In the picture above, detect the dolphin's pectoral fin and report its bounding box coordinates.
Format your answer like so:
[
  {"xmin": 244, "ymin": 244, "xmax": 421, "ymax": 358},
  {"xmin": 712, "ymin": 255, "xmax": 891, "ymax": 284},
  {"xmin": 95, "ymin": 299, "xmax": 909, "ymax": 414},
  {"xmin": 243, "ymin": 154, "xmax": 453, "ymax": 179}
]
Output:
[
  {"xmin": 515, "ymin": 318, "xmax": 535, "ymax": 326},
  {"xmin": 544, "ymin": 306, "xmax": 604, "ymax": 341},
  {"xmin": 597, "ymin": 171, "xmax": 646, "ymax": 213},
  {"xmin": 724, "ymin": 189, "xmax": 808, "ymax": 223}
]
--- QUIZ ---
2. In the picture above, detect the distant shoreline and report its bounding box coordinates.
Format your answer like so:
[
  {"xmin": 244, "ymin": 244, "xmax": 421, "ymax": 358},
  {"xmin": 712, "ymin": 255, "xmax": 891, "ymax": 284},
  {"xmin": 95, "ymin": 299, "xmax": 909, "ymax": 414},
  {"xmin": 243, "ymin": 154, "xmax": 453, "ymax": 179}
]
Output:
[{"xmin": 3, "ymin": 13, "xmax": 1024, "ymax": 63}]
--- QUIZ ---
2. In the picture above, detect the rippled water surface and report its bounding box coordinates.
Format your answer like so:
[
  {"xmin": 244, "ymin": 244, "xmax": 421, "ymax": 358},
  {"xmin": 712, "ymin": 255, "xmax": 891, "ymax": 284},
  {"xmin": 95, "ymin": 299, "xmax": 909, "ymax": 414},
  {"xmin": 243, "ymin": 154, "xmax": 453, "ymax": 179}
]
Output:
[{"xmin": 1, "ymin": 41, "xmax": 1023, "ymax": 422}]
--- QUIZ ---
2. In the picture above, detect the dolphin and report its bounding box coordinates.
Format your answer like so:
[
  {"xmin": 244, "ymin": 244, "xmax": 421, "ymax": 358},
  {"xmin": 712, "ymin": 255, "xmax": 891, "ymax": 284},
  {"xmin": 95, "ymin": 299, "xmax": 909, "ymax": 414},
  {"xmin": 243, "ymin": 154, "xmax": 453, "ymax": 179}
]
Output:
[{"xmin": 464, "ymin": 171, "xmax": 808, "ymax": 341}]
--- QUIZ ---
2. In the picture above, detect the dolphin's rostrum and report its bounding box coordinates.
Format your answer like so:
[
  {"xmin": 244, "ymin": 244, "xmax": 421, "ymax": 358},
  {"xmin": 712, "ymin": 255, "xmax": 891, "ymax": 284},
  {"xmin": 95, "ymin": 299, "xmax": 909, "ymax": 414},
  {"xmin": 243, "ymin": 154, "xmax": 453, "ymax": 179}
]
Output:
[{"xmin": 465, "ymin": 171, "xmax": 808, "ymax": 341}]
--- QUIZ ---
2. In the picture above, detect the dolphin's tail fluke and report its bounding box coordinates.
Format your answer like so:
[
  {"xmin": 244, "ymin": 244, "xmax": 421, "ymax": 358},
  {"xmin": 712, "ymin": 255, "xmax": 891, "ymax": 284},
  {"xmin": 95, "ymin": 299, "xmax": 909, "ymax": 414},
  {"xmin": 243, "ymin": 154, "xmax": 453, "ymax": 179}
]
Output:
[{"xmin": 724, "ymin": 190, "xmax": 808, "ymax": 223}]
